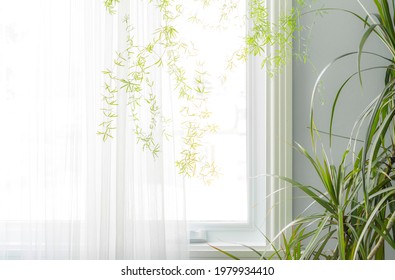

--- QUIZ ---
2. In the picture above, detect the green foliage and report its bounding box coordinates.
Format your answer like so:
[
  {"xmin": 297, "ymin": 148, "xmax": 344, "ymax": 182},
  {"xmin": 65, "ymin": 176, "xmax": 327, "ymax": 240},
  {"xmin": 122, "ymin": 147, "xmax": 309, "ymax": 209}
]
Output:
[
  {"xmin": 213, "ymin": 0, "xmax": 395, "ymax": 260},
  {"xmin": 227, "ymin": 0, "xmax": 316, "ymax": 76},
  {"xmin": 175, "ymin": 66, "xmax": 220, "ymax": 183},
  {"xmin": 99, "ymin": 0, "xmax": 221, "ymax": 180},
  {"xmin": 99, "ymin": 0, "xmax": 309, "ymax": 179},
  {"xmin": 216, "ymin": 143, "xmax": 395, "ymax": 259},
  {"xmin": 285, "ymin": 0, "xmax": 395, "ymax": 260},
  {"xmin": 99, "ymin": 15, "xmax": 163, "ymax": 156},
  {"xmin": 253, "ymin": 0, "xmax": 395, "ymax": 260},
  {"xmin": 275, "ymin": 146, "xmax": 395, "ymax": 260},
  {"xmin": 104, "ymin": 0, "xmax": 120, "ymax": 14}
]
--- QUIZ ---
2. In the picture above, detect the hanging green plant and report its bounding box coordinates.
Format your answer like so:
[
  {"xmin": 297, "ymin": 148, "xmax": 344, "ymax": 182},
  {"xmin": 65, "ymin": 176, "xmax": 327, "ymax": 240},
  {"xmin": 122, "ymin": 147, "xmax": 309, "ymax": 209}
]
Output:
[{"xmin": 98, "ymin": 0, "xmax": 315, "ymax": 179}]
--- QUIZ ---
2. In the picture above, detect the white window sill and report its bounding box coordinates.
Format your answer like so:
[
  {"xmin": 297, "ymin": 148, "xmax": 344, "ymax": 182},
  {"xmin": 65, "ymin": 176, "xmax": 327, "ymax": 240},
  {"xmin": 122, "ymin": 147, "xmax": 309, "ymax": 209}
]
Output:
[{"xmin": 189, "ymin": 243, "xmax": 268, "ymax": 260}]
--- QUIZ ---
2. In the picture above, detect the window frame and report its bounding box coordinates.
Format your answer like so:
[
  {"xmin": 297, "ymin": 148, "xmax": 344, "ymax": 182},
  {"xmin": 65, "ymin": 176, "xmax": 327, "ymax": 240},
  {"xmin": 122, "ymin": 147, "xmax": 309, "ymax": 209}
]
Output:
[{"xmin": 189, "ymin": 0, "xmax": 293, "ymax": 259}]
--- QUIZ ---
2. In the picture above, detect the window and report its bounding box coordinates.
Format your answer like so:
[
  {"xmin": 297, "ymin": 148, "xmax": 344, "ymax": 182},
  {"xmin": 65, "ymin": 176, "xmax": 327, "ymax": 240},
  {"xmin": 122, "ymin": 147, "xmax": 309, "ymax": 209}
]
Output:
[
  {"xmin": 0, "ymin": 0, "xmax": 292, "ymax": 260},
  {"xmin": 176, "ymin": 1, "xmax": 249, "ymax": 225},
  {"xmin": 179, "ymin": 0, "xmax": 294, "ymax": 256}
]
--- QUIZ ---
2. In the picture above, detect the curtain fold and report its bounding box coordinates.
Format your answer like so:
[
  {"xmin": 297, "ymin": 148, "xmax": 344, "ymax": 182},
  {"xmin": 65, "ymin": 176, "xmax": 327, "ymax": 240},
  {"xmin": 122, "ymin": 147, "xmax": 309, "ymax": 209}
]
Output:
[{"xmin": 0, "ymin": 0, "xmax": 188, "ymax": 260}]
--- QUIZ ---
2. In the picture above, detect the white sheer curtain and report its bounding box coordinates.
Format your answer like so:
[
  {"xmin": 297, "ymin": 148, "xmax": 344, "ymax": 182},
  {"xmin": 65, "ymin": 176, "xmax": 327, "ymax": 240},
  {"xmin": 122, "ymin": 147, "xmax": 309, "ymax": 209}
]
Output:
[{"xmin": 0, "ymin": 0, "xmax": 188, "ymax": 259}]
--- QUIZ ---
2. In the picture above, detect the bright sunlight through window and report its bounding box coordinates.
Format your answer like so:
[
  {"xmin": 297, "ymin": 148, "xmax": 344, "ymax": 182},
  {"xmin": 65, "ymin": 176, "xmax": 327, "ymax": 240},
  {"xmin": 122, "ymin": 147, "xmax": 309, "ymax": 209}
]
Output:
[{"xmin": 175, "ymin": 1, "xmax": 248, "ymax": 224}]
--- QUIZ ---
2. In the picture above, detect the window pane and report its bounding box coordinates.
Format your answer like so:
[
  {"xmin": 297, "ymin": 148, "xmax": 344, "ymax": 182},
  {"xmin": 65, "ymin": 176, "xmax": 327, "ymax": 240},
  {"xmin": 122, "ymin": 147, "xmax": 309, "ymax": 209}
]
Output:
[{"xmin": 174, "ymin": 1, "xmax": 248, "ymax": 223}]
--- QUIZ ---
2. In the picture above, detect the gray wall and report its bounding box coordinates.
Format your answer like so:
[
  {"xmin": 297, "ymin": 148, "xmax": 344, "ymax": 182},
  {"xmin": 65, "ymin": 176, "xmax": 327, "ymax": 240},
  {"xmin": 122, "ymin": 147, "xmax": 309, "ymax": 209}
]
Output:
[{"xmin": 292, "ymin": 0, "xmax": 394, "ymax": 259}]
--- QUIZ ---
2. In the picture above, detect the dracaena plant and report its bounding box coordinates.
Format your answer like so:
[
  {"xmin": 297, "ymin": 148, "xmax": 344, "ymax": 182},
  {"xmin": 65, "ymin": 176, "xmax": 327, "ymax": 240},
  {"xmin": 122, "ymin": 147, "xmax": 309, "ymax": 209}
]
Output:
[
  {"xmin": 215, "ymin": 0, "xmax": 395, "ymax": 260},
  {"xmin": 261, "ymin": 0, "xmax": 395, "ymax": 260},
  {"xmin": 305, "ymin": 0, "xmax": 395, "ymax": 260}
]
